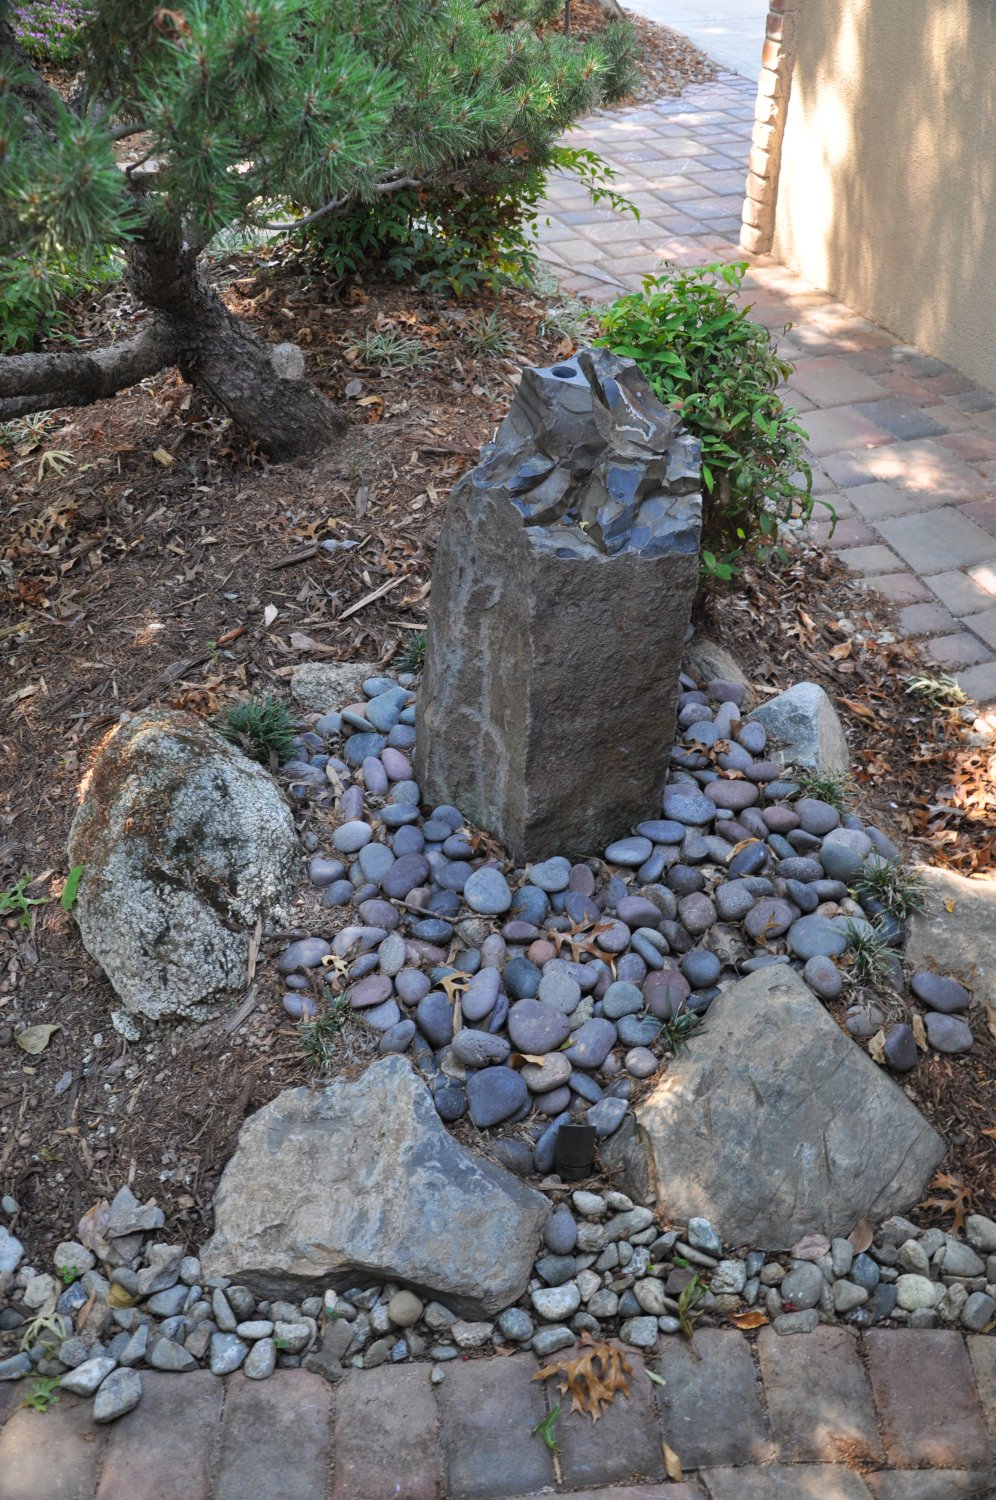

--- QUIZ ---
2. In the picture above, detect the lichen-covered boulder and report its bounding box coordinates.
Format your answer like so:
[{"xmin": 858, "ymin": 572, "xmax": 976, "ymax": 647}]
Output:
[{"xmin": 68, "ymin": 710, "xmax": 298, "ymax": 1020}]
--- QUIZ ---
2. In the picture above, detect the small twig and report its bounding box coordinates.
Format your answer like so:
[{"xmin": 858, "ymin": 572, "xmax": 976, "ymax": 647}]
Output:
[
  {"xmin": 270, "ymin": 543, "xmax": 319, "ymax": 568},
  {"xmin": 336, "ymin": 574, "xmax": 405, "ymax": 621}
]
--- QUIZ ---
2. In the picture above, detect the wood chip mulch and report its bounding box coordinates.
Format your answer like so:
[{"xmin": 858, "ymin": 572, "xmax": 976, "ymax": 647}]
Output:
[{"xmin": 1, "ymin": 251, "xmax": 993, "ymax": 1270}]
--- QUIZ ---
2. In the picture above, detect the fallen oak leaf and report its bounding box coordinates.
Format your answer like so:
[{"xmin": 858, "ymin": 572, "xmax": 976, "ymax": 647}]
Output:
[
  {"xmin": 662, "ymin": 1443, "xmax": 684, "ymax": 1483},
  {"xmin": 838, "ymin": 697, "xmax": 878, "ymax": 720},
  {"xmin": 534, "ymin": 1332, "xmax": 633, "ymax": 1421},
  {"xmin": 867, "ymin": 1028, "xmax": 886, "ymax": 1065},
  {"xmin": 911, "ymin": 1013, "xmax": 928, "ymax": 1052}
]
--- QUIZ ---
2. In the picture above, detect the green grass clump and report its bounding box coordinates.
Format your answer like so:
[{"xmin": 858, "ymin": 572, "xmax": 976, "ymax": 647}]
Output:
[
  {"xmin": 904, "ymin": 672, "xmax": 968, "ymax": 710},
  {"xmin": 853, "ymin": 859, "xmax": 925, "ymax": 922},
  {"xmin": 217, "ymin": 696, "xmax": 298, "ymax": 765},
  {"xmin": 395, "ymin": 631, "xmax": 427, "ymax": 675},
  {"xmin": 791, "ymin": 765, "xmax": 852, "ymax": 812}
]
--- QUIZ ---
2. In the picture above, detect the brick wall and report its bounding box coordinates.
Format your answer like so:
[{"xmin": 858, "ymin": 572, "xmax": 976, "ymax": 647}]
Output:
[{"xmin": 740, "ymin": 0, "xmax": 800, "ymax": 255}]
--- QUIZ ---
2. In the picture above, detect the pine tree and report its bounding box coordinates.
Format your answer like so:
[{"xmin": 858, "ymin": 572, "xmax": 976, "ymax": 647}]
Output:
[{"xmin": 0, "ymin": 0, "xmax": 634, "ymax": 460}]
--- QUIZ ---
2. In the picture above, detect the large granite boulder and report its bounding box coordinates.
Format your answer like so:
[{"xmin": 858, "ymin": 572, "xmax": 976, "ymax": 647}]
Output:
[
  {"xmin": 749, "ymin": 681, "xmax": 849, "ymax": 773},
  {"xmin": 68, "ymin": 710, "xmax": 297, "ymax": 1021},
  {"xmin": 417, "ymin": 349, "xmax": 702, "ymax": 862},
  {"xmin": 907, "ymin": 864, "xmax": 995, "ymax": 1012},
  {"xmin": 200, "ymin": 1056, "xmax": 550, "ymax": 1317},
  {"xmin": 610, "ymin": 967, "xmax": 944, "ymax": 1247}
]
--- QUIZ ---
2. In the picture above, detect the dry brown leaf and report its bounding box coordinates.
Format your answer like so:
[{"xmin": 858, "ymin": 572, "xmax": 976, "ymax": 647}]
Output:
[
  {"xmin": 847, "ymin": 1217, "xmax": 874, "ymax": 1254},
  {"xmin": 911, "ymin": 1013, "xmax": 928, "ymax": 1052},
  {"xmin": 838, "ymin": 697, "xmax": 877, "ymax": 720},
  {"xmin": 988, "ymin": 1002, "xmax": 996, "ymax": 1044},
  {"xmin": 728, "ymin": 1309, "xmax": 768, "ymax": 1330},
  {"xmin": 943, "ymin": 897, "xmax": 957, "ymax": 913},
  {"xmin": 509, "ymin": 1053, "xmax": 550, "ymax": 1068},
  {"xmin": 921, "ymin": 1172, "xmax": 972, "ymax": 1236},
  {"xmin": 15, "ymin": 1023, "xmax": 60, "ymax": 1054},
  {"xmin": 534, "ymin": 1332, "xmax": 632, "ymax": 1421},
  {"xmin": 867, "ymin": 1028, "xmax": 886, "ymax": 1064},
  {"xmin": 662, "ymin": 1444, "xmax": 683, "ymax": 1482}
]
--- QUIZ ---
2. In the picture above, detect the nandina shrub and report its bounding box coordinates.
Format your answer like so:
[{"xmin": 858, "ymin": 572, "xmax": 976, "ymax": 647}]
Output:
[{"xmin": 598, "ymin": 260, "xmax": 828, "ymax": 580}]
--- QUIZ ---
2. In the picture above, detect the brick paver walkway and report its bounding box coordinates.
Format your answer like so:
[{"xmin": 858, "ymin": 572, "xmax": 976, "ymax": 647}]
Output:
[
  {"xmin": 1, "ymin": 1328, "xmax": 994, "ymax": 1498},
  {"xmin": 537, "ymin": 75, "xmax": 996, "ymax": 705}
]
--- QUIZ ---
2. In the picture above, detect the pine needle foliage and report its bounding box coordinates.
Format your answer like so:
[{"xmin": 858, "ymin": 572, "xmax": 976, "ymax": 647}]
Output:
[
  {"xmin": 1, "ymin": 0, "xmax": 637, "ymax": 441},
  {"xmin": 3, "ymin": 0, "xmax": 636, "ymax": 285}
]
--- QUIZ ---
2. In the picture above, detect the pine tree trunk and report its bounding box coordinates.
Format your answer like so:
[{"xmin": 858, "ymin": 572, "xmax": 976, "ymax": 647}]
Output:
[
  {"xmin": 0, "ymin": 225, "xmax": 340, "ymax": 461},
  {"xmin": 125, "ymin": 229, "xmax": 341, "ymax": 461}
]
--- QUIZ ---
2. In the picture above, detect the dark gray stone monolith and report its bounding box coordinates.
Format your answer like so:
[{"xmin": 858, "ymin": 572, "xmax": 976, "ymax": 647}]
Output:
[{"xmin": 416, "ymin": 349, "xmax": 702, "ymax": 861}]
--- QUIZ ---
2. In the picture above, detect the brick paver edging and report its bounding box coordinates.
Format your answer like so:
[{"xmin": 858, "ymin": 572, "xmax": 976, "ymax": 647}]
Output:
[{"xmin": 2, "ymin": 1327, "xmax": 995, "ymax": 1499}]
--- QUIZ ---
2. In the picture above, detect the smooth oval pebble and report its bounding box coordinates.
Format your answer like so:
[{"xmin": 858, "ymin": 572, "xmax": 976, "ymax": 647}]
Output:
[
  {"xmin": 803, "ymin": 955, "xmax": 843, "ymax": 1000},
  {"xmin": 464, "ymin": 867, "xmax": 513, "ymax": 915},
  {"xmin": 924, "ymin": 1012, "xmax": 973, "ymax": 1053},
  {"xmin": 350, "ymin": 974, "xmax": 394, "ymax": 1009},
  {"xmin": 529, "ymin": 857, "xmax": 572, "ymax": 892},
  {"xmin": 507, "ymin": 999, "xmax": 573, "ymax": 1054},
  {"xmin": 466, "ymin": 1066, "xmax": 528, "ymax": 1128},
  {"xmin": 604, "ymin": 837, "xmax": 653, "ymax": 867},
  {"xmin": 624, "ymin": 1047, "xmax": 658, "ymax": 1079},
  {"xmin": 910, "ymin": 972, "xmax": 970, "ymax": 1014}
]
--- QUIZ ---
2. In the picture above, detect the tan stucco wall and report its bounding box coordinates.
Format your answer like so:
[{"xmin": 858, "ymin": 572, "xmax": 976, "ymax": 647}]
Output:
[{"xmin": 772, "ymin": 0, "xmax": 996, "ymax": 393}]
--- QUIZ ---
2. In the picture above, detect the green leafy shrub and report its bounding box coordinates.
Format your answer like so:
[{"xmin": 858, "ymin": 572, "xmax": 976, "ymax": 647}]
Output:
[
  {"xmin": 2, "ymin": 250, "xmax": 120, "ymax": 355},
  {"xmin": 598, "ymin": 261, "xmax": 822, "ymax": 580},
  {"xmin": 309, "ymin": 146, "xmax": 634, "ymax": 297}
]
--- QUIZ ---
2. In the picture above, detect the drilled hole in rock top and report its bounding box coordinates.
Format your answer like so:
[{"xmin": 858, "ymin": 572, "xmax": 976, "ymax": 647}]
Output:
[{"xmin": 551, "ymin": 364, "xmax": 577, "ymax": 377}]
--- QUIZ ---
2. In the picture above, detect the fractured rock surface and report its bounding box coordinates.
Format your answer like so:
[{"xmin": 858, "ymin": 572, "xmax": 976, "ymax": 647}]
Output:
[
  {"xmin": 201, "ymin": 1056, "xmax": 550, "ymax": 1317},
  {"xmin": 619, "ymin": 967, "xmax": 945, "ymax": 1247},
  {"xmin": 417, "ymin": 350, "xmax": 702, "ymax": 860}
]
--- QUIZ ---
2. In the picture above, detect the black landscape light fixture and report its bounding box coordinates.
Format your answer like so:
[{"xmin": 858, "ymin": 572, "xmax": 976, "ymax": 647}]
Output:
[{"xmin": 555, "ymin": 1123, "xmax": 596, "ymax": 1180}]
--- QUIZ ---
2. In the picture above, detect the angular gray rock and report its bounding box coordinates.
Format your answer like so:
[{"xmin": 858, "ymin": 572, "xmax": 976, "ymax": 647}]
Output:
[
  {"xmin": 614, "ymin": 967, "xmax": 944, "ymax": 1247},
  {"xmin": 290, "ymin": 660, "xmax": 379, "ymax": 713},
  {"xmin": 201, "ymin": 1055, "xmax": 549, "ymax": 1317},
  {"xmin": 416, "ymin": 350, "xmax": 702, "ymax": 861},
  {"xmin": 748, "ymin": 681, "xmax": 849, "ymax": 773},
  {"xmin": 907, "ymin": 864, "xmax": 995, "ymax": 1012},
  {"xmin": 67, "ymin": 711, "xmax": 298, "ymax": 1020},
  {"xmin": 682, "ymin": 636, "xmax": 750, "ymax": 692}
]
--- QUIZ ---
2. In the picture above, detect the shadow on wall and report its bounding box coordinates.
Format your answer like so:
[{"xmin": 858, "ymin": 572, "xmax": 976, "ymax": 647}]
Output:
[{"xmin": 773, "ymin": 0, "xmax": 996, "ymax": 392}]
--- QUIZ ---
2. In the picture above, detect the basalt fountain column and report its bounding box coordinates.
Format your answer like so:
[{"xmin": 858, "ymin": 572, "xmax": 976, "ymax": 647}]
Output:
[{"xmin": 416, "ymin": 349, "xmax": 702, "ymax": 862}]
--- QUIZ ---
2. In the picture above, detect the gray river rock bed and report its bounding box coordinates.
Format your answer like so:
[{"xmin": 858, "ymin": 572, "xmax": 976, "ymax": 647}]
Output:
[{"xmin": 5, "ymin": 650, "xmax": 990, "ymax": 1422}]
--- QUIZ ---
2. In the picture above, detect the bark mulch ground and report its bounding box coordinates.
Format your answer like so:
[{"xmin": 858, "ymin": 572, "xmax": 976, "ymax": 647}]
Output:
[{"xmin": 1, "ymin": 247, "xmax": 993, "ymax": 1271}]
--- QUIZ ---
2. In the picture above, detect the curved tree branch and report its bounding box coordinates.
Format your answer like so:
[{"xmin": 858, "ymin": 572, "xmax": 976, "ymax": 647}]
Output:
[
  {"xmin": 263, "ymin": 174, "xmax": 426, "ymax": 232},
  {"xmin": 0, "ymin": 323, "xmax": 176, "ymax": 420}
]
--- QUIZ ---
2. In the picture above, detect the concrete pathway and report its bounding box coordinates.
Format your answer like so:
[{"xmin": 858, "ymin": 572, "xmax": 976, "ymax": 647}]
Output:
[
  {"xmin": 537, "ymin": 75, "xmax": 996, "ymax": 705},
  {"xmin": 2, "ymin": 1327, "xmax": 995, "ymax": 1498},
  {"xmin": 626, "ymin": 0, "xmax": 768, "ymax": 80}
]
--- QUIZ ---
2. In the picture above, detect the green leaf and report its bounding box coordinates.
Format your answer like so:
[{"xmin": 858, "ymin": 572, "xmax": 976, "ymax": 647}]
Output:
[
  {"xmin": 60, "ymin": 865, "xmax": 84, "ymax": 912},
  {"xmin": 531, "ymin": 1404, "xmax": 561, "ymax": 1453}
]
